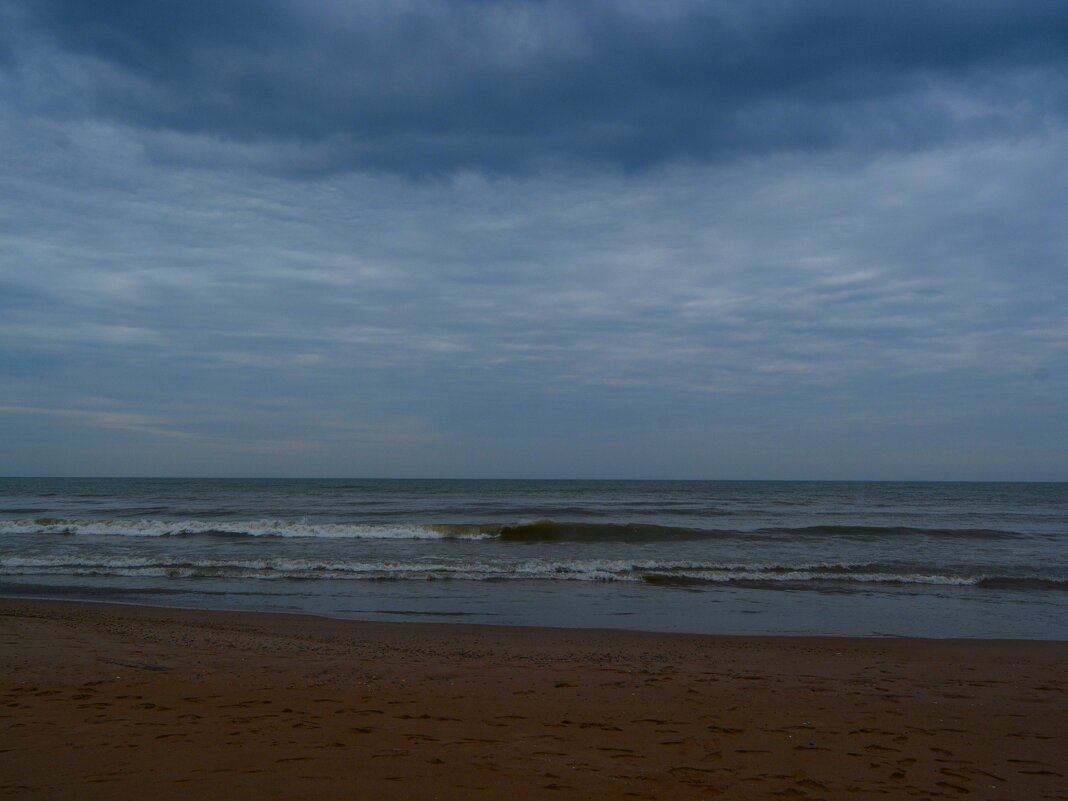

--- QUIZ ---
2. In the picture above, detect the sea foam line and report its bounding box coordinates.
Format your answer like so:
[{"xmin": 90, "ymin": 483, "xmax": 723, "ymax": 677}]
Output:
[{"xmin": 0, "ymin": 555, "xmax": 1062, "ymax": 588}]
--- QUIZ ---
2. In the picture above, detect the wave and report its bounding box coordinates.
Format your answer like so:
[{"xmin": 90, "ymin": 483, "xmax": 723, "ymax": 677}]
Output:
[
  {"xmin": 1, "ymin": 518, "xmax": 1032, "ymax": 542},
  {"xmin": 497, "ymin": 521, "xmax": 714, "ymax": 542},
  {"xmin": 1, "ymin": 518, "xmax": 494, "ymax": 540},
  {"xmin": 1, "ymin": 555, "xmax": 1063, "ymax": 589},
  {"xmin": 500, "ymin": 522, "xmax": 1025, "ymax": 542},
  {"xmin": 770, "ymin": 525, "xmax": 1020, "ymax": 540}
]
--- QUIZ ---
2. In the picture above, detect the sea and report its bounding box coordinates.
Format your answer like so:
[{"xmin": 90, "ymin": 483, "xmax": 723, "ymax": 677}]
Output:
[{"xmin": 1, "ymin": 478, "xmax": 1065, "ymax": 639}]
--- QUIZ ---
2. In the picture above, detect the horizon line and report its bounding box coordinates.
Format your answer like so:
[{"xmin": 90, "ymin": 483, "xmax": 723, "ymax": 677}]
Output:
[{"xmin": 2, "ymin": 475, "xmax": 1065, "ymax": 484}]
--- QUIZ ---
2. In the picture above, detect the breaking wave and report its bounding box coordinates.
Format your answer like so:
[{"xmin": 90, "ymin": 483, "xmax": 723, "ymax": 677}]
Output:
[
  {"xmin": 2, "ymin": 518, "xmax": 493, "ymax": 540},
  {"xmin": 1, "ymin": 518, "xmax": 1032, "ymax": 542},
  {"xmin": 1, "ymin": 554, "xmax": 1063, "ymax": 589}
]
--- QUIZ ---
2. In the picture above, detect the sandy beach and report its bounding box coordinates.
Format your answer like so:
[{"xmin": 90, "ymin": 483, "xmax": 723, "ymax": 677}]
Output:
[{"xmin": 1, "ymin": 599, "xmax": 1065, "ymax": 800}]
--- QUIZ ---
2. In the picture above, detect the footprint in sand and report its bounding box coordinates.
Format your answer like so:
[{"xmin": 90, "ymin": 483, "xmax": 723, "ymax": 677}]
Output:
[{"xmin": 935, "ymin": 780, "xmax": 970, "ymax": 794}]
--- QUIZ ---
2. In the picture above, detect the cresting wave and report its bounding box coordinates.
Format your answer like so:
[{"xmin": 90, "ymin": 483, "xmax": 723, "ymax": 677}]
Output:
[
  {"xmin": 2, "ymin": 518, "xmax": 1029, "ymax": 541},
  {"xmin": 4, "ymin": 518, "xmax": 492, "ymax": 540},
  {"xmin": 0, "ymin": 555, "xmax": 1063, "ymax": 589}
]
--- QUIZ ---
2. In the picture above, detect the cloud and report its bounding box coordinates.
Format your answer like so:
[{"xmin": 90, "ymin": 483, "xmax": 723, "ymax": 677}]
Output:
[
  {"xmin": 0, "ymin": 404, "xmax": 192, "ymax": 439},
  {"xmin": 4, "ymin": 0, "xmax": 1068, "ymax": 176},
  {"xmin": 1, "ymin": 2, "xmax": 1066, "ymax": 478},
  {"xmin": 3, "ymin": 117, "xmax": 1064, "ymax": 395}
]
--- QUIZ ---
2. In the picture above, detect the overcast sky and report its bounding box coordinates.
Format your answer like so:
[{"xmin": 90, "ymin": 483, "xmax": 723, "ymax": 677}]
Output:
[{"xmin": 1, "ymin": 0, "xmax": 1066, "ymax": 479}]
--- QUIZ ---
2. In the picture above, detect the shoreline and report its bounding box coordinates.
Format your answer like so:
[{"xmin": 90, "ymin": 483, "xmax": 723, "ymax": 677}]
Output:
[
  {"xmin": 3, "ymin": 590, "xmax": 1067, "ymax": 643},
  {"xmin": 6, "ymin": 579, "xmax": 1065, "ymax": 641},
  {"xmin": 3, "ymin": 598, "xmax": 1066, "ymax": 799}
]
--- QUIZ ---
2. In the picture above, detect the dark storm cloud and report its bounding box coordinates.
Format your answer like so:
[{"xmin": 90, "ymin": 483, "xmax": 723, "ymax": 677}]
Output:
[{"xmin": 8, "ymin": 0, "xmax": 1068, "ymax": 175}]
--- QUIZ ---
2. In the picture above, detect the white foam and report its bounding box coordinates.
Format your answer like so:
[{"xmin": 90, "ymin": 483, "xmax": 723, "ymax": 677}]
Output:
[
  {"xmin": 2, "ymin": 518, "xmax": 494, "ymax": 540},
  {"xmin": 0, "ymin": 553, "xmax": 1012, "ymax": 586}
]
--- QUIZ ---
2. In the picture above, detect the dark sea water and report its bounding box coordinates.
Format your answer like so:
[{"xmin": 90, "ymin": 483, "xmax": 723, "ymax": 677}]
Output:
[{"xmin": 1, "ymin": 478, "xmax": 1066, "ymax": 639}]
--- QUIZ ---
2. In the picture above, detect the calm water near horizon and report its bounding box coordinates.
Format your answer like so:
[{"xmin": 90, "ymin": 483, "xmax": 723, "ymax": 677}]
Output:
[{"xmin": 1, "ymin": 478, "xmax": 1066, "ymax": 639}]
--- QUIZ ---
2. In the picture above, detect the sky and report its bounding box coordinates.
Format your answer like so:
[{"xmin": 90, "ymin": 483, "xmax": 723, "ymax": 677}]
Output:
[{"xmin": 1, "ymin": 0, "xmax": 1066, "ymax": 480}]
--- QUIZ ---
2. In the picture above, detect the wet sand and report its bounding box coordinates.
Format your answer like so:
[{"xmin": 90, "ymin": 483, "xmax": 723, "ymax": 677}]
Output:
[{"xmin": 1, "ymin": 599, "xmax": 1065, "ymax": 800}]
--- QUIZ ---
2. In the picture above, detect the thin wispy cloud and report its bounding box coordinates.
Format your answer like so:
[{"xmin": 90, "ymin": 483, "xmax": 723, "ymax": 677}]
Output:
[{"xmin": 0, "ymin": 405, "xmax": 192, "ymax": 439}]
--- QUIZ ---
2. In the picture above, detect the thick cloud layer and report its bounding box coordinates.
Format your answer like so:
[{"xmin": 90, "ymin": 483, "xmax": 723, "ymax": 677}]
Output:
[
  {"xmin": 7, "ymin": 0, "xmax": 1068, "ymax": 174},
  {"xmin": 1, "ymin": 1, "xmax": 1065, "ymax": 478}
]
